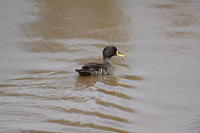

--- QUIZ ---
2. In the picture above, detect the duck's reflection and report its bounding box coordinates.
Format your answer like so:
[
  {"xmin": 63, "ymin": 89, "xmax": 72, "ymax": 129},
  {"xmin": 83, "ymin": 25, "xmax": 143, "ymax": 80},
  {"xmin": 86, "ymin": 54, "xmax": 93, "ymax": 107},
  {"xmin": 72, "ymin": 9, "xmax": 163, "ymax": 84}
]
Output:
[
  {"xmin": 75, "ymin": 73, "xmax": 143, "ymax": 89},
  {"xmin": 75, "ymin": 75, "xmax": 119, "ymax": 89}
]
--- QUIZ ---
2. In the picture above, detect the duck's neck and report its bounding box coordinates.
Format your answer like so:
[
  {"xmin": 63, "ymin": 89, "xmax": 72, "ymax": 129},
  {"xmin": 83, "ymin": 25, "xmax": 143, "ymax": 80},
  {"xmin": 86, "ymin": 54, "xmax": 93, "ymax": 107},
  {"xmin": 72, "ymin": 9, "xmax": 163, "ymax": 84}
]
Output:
[{"xmin": 103, "ymin": 57, "xmax": 112, "ymax": 65}]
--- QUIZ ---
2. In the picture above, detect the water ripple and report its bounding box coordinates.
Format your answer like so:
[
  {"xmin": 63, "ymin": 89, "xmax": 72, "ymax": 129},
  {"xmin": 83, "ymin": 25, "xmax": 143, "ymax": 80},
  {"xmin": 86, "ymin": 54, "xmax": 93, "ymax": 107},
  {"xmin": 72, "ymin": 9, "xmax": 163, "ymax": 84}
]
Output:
[
  {"xmin": 47, "ymin": 119, "xmax": 133, "ymax": 133},
  {"xmin": 51, "ymin": 107, "xmax": 130, "ymax": 123}
]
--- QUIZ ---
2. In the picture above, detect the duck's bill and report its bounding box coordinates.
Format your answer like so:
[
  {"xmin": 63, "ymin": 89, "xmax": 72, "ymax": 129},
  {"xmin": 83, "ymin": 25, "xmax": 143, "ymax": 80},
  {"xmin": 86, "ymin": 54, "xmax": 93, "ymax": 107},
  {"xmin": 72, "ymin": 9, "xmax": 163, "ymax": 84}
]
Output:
[{"xmin": 116, "ymin": 51, "xmax": 126, "ymax": 57}]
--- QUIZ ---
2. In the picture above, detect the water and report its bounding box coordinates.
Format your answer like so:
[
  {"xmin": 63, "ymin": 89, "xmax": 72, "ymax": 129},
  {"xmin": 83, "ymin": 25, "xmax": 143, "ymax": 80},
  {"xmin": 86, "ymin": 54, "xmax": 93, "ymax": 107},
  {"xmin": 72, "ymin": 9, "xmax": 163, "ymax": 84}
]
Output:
[{"xmin": 0, "ymin": 0, "xmax": 200, "ymax": 133}]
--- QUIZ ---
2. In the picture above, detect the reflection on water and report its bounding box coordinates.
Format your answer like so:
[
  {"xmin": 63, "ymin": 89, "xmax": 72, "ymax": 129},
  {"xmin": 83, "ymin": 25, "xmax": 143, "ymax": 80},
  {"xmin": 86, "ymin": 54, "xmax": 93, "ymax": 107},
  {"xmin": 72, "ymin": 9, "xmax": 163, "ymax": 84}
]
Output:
[
  {"xmin": 0, "ymin": 69, "xmax": 138, "ymax": 133},
  {"xmin": 0, "ymin": 0, "xmax": 200, "ymax": 133}
]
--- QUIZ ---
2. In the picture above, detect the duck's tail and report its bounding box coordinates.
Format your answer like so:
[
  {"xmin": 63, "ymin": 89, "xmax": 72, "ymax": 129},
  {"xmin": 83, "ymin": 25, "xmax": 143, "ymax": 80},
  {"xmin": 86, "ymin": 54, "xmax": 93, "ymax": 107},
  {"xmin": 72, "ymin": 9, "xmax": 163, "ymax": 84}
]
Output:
[{"xmin": 75, "ymin": 69, "xmax": 91, "ymax": 76}]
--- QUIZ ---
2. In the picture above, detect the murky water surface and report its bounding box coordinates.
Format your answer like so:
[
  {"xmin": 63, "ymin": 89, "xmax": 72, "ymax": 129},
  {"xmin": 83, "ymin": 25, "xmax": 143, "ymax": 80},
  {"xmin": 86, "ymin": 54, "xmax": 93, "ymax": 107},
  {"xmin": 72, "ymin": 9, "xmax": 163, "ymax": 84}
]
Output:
[{"xmin": 0, "ymin": 0, "xmax": 200, "ymax": 133}]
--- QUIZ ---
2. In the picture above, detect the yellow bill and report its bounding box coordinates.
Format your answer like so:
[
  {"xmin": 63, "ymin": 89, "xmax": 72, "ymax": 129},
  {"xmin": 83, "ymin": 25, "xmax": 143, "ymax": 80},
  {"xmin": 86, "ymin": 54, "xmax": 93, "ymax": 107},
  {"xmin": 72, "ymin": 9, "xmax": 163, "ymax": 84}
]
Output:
[{"xmin": 116, "ymin": 51, "xmax": 126, "ymax": 57}]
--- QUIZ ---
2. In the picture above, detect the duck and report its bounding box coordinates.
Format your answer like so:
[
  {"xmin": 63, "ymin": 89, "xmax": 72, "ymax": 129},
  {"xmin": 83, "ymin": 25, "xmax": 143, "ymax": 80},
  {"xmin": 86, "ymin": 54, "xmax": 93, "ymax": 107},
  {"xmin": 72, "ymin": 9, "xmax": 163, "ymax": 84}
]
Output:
[{"xmin": 75, "ymin": 46, "xmax": 125, "ymax": 76}]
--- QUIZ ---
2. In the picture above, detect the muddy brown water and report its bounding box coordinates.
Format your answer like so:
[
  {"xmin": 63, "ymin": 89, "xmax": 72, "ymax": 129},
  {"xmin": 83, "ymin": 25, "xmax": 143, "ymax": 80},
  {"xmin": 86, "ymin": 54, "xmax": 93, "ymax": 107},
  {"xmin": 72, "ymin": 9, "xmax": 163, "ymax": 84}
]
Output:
[{"xmin": 0, "ymin": 0, "xmax": 200, "ymax": 133}]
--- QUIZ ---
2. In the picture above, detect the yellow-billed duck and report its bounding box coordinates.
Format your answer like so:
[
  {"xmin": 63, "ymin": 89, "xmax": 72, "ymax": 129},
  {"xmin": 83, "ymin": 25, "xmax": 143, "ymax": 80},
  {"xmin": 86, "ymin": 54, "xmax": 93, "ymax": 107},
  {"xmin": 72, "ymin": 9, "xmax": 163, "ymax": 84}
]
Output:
[{"xmin": 75, "ymin": 46, "xmax": 125, "ymax": 76}]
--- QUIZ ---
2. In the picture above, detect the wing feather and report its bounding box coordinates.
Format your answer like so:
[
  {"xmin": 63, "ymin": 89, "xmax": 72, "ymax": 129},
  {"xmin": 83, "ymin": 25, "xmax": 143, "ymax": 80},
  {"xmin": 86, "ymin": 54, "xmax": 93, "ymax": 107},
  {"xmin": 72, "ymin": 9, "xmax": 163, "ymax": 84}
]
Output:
[{"xmin": 82, "ymin": 63, "xmax": 102, "ymax": 71}]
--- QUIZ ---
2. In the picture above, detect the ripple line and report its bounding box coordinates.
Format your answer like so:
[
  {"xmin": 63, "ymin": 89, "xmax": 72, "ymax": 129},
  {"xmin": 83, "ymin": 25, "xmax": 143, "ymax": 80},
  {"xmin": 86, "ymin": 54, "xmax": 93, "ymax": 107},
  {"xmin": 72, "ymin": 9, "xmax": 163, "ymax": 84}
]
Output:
[
  {"xmin": 96, "ymin": 99, "xmax": 134, "ymax": 113},
  {"xmin": 52, "ymin": 107, "xmax": 130, "ymax": 124},
  {"xmin": 47, "ymin": 119, "xmax": 133, "ymax": 133},
  {"xmin": 21, "ymin": 130, "xmax": 56, "ymax": 133},
  {"xmin": 96, "ymin": 88, "xmax": 132, "ymax": 100}
]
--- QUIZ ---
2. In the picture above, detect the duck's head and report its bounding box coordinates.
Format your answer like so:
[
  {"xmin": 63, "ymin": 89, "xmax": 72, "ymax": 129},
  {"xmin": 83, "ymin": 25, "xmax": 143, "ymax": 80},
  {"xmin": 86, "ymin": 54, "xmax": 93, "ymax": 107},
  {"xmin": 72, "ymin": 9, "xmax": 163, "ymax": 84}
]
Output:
[{"xmin": 103, "ymin": 46, "xmax": 125, "ymax": 59}]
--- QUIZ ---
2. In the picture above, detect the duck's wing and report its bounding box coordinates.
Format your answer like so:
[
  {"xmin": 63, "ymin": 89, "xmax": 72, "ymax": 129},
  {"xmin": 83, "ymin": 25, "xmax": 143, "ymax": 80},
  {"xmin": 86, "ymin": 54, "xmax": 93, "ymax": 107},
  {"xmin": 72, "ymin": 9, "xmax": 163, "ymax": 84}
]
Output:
[
  {"xmin": 82, "ymin": 63, "xmax": 102, "ymax": 71},
  {"xmin": 75, "ymin": 63, "xmax": 102, "ymax": 76}
]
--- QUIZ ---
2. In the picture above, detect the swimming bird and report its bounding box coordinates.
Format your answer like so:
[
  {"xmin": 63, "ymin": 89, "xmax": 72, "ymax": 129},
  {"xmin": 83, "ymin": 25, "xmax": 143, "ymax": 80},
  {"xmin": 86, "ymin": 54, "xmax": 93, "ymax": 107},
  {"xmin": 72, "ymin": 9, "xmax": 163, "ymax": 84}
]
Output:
[{"xmin": 75, "ymin": 46, "xmax": 125, "ymax": 76}]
